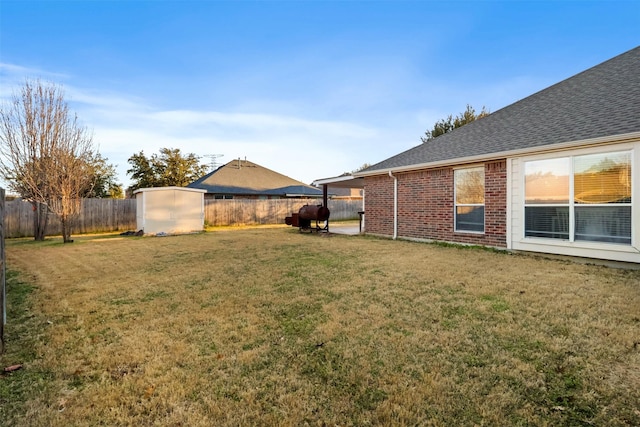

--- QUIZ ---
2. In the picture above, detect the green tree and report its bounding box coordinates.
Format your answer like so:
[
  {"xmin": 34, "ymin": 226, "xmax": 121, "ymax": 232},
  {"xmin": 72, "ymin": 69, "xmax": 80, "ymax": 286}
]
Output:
[
  {"xmin": 421, "ymin": 104, "xmax": 490, "ymax": 143},
  {"xmin": 126, "ymin": 151, "xmax": 156, "ymax": 191},
  {"xmin": 126, "ymin": 147, "xmax": 208, "ymax": 193},
  {"xmin": 83, "ymin": 153, "xmax": 124, "ymax": 198},
  {"xmin": 0, "ymin": 79, "xmax": 97, "ymax": 242}
]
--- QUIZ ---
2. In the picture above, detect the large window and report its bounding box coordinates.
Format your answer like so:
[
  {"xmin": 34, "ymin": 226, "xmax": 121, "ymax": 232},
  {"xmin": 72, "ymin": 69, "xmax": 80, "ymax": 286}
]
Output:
[
  {"xmin": 524, "ymin": 151, "xmax": 631, "ymax": 244},
  {"xmin": 455, "ymin": 167, "xmax": 485, "ymax": 233},
  {"xmin": 524, "ymin": 158, "xmax": 570, "ymax": 239}
]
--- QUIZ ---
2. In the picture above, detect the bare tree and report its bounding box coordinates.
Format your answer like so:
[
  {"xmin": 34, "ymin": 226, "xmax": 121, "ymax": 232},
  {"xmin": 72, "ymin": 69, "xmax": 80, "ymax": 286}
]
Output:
[{"xmin": 0, "ymin": 79, "xmax": 96, "ymax": 242}]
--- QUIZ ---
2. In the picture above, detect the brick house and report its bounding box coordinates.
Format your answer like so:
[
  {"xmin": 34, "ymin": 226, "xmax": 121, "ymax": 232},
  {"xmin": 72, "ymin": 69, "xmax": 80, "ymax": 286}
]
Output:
[{"xmin": 320, "ymin": 47, "xmax": 640, "ymax": 264}]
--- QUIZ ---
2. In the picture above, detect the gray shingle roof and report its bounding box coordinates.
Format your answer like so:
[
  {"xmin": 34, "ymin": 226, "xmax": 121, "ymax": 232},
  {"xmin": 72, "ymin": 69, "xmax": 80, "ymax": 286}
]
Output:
[
  {"xmin": 187, "ymin": 159, "xmax": 322, "ymax": 197},
  {"xmin": 364, "ymin": 46, "xmax": 640, "ymax": 173}
]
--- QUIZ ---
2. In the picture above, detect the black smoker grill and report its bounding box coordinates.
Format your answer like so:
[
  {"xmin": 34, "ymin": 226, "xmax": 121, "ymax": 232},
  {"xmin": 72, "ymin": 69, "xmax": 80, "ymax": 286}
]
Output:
[{"xmin": 285, "ymin": 205, "xmax": 330, "ymax": 232}]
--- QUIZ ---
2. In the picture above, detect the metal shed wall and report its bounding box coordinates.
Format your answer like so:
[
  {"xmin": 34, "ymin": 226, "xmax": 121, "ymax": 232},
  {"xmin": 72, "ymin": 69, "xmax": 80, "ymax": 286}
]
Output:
[{"xmin": 134, "ymin": 187, "xmax": 206, "ymax": 235}]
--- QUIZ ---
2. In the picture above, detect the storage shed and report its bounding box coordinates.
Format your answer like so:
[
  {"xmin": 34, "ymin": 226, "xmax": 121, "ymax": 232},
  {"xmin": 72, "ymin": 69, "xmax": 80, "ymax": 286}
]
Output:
[{"xmin": 134, "ymin": 187, "xmax": 206, "ymax": 235}]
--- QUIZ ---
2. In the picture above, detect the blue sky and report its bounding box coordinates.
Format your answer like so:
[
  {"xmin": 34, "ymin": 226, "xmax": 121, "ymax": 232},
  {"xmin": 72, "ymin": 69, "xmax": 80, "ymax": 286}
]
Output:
[{"xmin": 1, "ymin": 0, "xmax": 638, "ymax": 189}]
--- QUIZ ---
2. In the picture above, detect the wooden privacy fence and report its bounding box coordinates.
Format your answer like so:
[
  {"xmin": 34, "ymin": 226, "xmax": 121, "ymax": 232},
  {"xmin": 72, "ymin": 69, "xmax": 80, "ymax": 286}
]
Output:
[
  {"xmin": 3, "ymin": 197, "xmax": 364, "ymax": 237},
  {"xmin": 204, "ymin": 198, "xmax": 363, "ymax": 226},
  {"xmin": 4, "ymin": 198, "xmax": 137, "ymax": 238}
]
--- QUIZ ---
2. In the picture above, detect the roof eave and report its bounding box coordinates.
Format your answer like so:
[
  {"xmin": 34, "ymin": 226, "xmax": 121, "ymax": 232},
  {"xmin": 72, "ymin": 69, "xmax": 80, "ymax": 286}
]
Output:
[
  {"xmin": 312, "ymin": 175, "xmax": 365, "ymax": 188},
  {"xmin": 133, "ymin": 186, "xmax": 208, "ymax": 194},
  {"xmin": 355, "ymin": 131, "xmax": 640, "ymax": 177}
]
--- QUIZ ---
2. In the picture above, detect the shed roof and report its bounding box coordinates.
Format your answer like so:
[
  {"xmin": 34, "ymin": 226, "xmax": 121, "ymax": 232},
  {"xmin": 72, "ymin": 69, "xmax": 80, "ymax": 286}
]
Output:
[
  {"xmin": 187, "ymin": 159, "xmax": 323, "ymax": 197},
  {"xmin": 361, "ymin": 46, "xmax": 640, "ymax": 175},
  {"xmin": 133, "ymin": 186, "xmax": 207, "ymax": 195}
]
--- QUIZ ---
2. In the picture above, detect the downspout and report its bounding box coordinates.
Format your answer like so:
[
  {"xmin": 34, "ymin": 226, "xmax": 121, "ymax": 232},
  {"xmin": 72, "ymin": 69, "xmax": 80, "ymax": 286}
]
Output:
[{"xmin": 388, "ymin": 171, "xmax": 398, "ymax": 240}]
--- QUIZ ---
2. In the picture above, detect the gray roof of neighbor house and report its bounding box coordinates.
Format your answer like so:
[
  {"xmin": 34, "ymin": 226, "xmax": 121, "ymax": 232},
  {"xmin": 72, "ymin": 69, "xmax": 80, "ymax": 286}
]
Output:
[
  {"xmin": 362, "ymin": 46, "xmax": 640, "ymax": 174},
  {"xmin": 187, "ymin": 159, "xmax": 323, "ymax": 197}
]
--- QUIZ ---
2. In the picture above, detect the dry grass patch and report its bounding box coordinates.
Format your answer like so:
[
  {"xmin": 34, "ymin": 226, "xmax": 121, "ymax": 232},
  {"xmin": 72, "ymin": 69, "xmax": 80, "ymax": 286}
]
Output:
[{"xmin": 1, "ymin": 229, "xmax": 639, "ymax": 426}]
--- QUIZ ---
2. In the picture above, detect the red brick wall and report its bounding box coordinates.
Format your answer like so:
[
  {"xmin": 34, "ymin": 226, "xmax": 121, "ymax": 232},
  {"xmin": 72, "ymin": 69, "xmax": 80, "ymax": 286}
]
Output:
[
  {"xmin": 363, "ymin": 174, "xmax": 395, "ymax": 236},
  {"xmin": 363, "ymin": 160, "xmax": 507, "ymax": 247},
  {"xmin": 483, "ymin": 161, "xmax": 508, "ymax": 247}
]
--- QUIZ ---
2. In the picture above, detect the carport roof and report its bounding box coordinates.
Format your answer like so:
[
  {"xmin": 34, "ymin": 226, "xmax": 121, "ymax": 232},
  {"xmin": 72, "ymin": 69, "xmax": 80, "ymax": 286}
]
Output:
[{"xmin": 312, "ymin": 174, "xmax": 364, "ymax": 189}]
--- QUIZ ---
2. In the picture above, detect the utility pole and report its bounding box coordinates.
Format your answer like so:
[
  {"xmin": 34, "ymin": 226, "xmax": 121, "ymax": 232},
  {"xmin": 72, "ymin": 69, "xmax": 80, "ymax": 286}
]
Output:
[{"xmin": 204, "ymin": 154, "xmax": 224, "ymax": 172}]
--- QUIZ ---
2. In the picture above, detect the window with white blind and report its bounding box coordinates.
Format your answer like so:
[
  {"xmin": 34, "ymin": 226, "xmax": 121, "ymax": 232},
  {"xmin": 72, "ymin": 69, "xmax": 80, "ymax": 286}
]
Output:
[
  {"xmin": 455, "ymin": 167, "xmax": 485, "ymax": 233},
  {"xmin": 524, "ymin": 151, "xmax": 632, "ymax": 245}
]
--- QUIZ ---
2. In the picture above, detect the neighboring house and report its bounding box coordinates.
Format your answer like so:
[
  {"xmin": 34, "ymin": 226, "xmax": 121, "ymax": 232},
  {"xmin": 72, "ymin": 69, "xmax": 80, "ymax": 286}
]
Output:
[
  {"xmin": 188, "ymin": 158, "xmax": 323, "ymax": 199},
  {"xmin": 328, "ymin": 187, "xmax": 363, "ymax": 200},
  {"xmin": 326, "ymin": 47, "xmax": 640, "ymax": 263}
]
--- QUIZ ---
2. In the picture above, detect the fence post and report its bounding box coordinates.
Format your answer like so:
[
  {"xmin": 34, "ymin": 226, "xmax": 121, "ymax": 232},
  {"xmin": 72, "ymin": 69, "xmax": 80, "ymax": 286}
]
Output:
[{"xmin": 1, "ymin": 188, "xmax": 6, "ymax": 353}]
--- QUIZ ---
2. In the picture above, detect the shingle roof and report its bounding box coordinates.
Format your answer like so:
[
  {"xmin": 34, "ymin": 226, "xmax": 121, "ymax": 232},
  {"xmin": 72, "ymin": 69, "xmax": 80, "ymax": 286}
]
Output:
[
  {"xmin": 364, "ymin": 46, "xmax": 640, "ymax": 173},
  {"xmin": 187, "ymin": 159, "xmax": 322, "ymax": 197}
]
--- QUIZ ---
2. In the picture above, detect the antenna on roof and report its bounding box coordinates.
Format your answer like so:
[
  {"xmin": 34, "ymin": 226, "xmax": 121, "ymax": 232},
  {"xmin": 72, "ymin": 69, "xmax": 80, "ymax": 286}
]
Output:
[{"xmin": 204, "ymin": 154, "xmax": 224, "ymax": 172}]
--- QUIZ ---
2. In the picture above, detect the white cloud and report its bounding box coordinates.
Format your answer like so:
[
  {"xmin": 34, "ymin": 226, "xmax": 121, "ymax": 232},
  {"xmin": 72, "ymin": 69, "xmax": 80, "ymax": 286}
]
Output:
[
  {"xmin": 1, "ymin": 62, "xmax": 381, "ymax": 186},
  {"xmin": 0, "ymin": 63, "xmax": 71, "ymax": 97},
  {"xmin": 79, "ymin": 91, "xmax": 389, "ymax": 187},
  {"xmin": 4, "ymin": 58, "xmax": 543, "ymax": 190},
  {"xmin": 0, "ymin": 62, "xmax": 429, "ymax": 188},
  {"xmin": 0, "ymin": 62, "xmax": 69, "ymax": 80}
]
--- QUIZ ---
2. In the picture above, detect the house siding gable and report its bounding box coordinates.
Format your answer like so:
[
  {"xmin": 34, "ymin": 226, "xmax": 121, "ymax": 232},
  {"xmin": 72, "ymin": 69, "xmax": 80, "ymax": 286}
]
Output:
[{"xmin": 509, "ymin": 158, "xmax": 523, "ymax": 249}]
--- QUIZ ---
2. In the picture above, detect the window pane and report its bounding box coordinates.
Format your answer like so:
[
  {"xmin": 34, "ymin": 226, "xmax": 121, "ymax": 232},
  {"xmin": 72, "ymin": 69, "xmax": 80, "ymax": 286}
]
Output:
[
  {"xmin": 574, "ymin": 152, "xmax": 631, "ymax": 204},
  {"xmin": 525, "ymin": 158, "xmax": 570, "ymax": 204},
  {"xmin": 525, "ymin": 207, "xmax": 569, "ymax": 239},
  {"xmin": 575, "ymin": 206, "xmax": 631, "ymax": 244},
  {"xmin": 455, "ymin": 168, "xmax": 484, "ymax": 204},
  {"xmin": 456, "ymin": 206, "xmax": 484, "ymax": 232}
]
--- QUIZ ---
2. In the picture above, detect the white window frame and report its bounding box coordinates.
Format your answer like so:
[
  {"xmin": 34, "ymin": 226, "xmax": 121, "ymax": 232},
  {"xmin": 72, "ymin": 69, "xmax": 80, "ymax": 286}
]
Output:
[
  {"xmin": 522, "ymin": 148, "xmax": 633, "ymax": 246},
  {"xmin": 523, "ymin": 157, "xmax": 571, "ymax": 241},
  {"xmin": 454, "ymin": 166, "xmax": 485, "ymax": 234}
]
